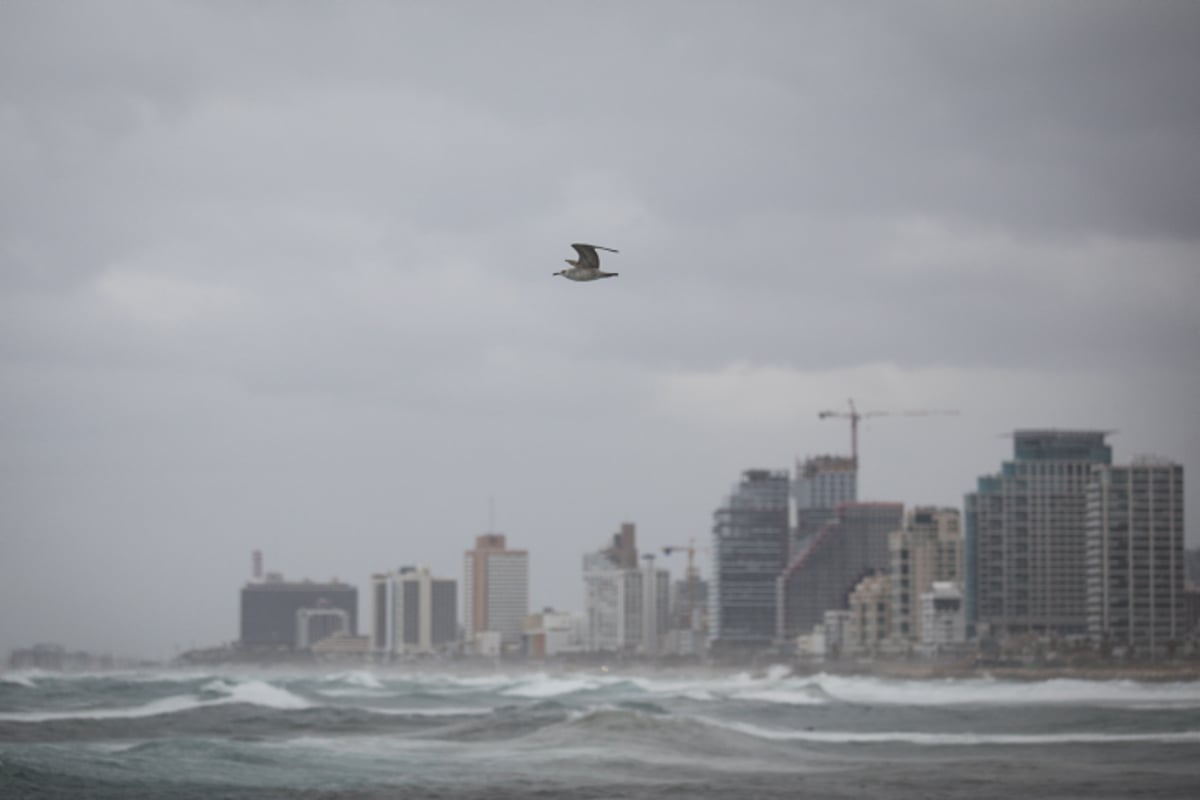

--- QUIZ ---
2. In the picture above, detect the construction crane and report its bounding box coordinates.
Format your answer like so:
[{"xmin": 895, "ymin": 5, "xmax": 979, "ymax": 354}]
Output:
[
  {"xmin": 818, "ymin": 398, "xmax": 959, "ymax": 463},
  {"xmin": 661, "ymin": 540, "xmax": 706, "ymax": 632}
]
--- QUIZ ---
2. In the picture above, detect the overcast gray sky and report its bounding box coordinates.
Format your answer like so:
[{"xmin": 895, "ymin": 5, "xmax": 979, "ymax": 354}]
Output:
[{"xmin": 3, "ymin": 1, "xmax": 1198, "ymax": 660}]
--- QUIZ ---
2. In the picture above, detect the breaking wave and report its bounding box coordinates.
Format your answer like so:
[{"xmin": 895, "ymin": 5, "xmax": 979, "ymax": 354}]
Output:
[
  {"xmin": 0, "ymin": 678, "xmax": 311, "ymax": 722},
  {"xmin": 708, "ymin": 717, "xmax": 1200, "ymax": 746}
]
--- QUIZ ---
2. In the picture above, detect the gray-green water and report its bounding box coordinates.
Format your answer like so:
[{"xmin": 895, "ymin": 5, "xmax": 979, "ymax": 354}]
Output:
[{"xmin": 2, "ymin": 666, "xmax": 1199, "ymax": 798}]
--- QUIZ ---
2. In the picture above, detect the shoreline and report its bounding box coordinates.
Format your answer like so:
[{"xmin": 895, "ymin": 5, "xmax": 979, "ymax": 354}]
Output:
[{"xmin": 11, "ymin": 652, "xmax": 1200, "ymax": 683}]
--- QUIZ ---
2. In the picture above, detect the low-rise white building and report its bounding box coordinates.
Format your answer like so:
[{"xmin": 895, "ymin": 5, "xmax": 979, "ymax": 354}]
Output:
[
  {"xmin": 472, "ymin": 630, "xmax": 502, "ymax": 658},
  {"xmin": 822, "ymin": 609, "xmax": 852, "ymax": 659},
  {"xmin": 920, "ymin": 582, "xmax": 966, "ymax": 650},
  {"xmin": 796, "ymin": 624, "xmax": 827, "ymax": 660},
  {"xmin": 523, "ymin": 610, "xmax": 586, "ymax": 658},
  {"xmin": 371, "ymin": 566, "xmax": 458, "ymax": 657},
  {"xmin": 847, "ymin": 573, "xmax": 891, "ymax": 656}
]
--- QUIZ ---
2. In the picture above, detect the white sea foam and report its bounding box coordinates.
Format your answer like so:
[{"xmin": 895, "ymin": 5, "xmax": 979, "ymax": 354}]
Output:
[
  {"xmin": 216, "ymin": 679, "xmax": 312, "ymax": 710},
  {"xmin": 0, "ymin": 694, "xmax": 208, "ymax": 722},
  {"xmin": 536, "ymin": 669, "xmax": 1200, "ymax": 710},
  {"xmin": 733, "ymin": 688, "xmax": 828, "ymax": 706},
  {"xmin": 201, "ymin": 678, "xmax": 238, "ymax": 693},
  {"xmin": 501, "ymin": 676, "xmax": 604, "ymax": 698},
  {"xmin": 809, "ymin": 674, "xmax": 1200, "ymax": 708},
  {"xmin": 0, "ymin": 678, "xmax": 312, "ymax": 722},
  {"xmin": 324, "ymin": 671, "xmax": 384, "ymax": 690},
  {"xmin": 412, "ymin": 673, "xmax": 516, "ymax": 694},
  {"xmin": 0, "ymin": 672, "xmax": 40, "ymax": 688},
  {"xmin": 363, "ymin": 706, "xmax": 493, "ymax": 717},
  {"xmin": 707, "ymin": 717, "xmax": 1200, "ymax": 746},
  {"xmin": 317, "ymin": 688, "xmax": 391, "ymax": 698}
]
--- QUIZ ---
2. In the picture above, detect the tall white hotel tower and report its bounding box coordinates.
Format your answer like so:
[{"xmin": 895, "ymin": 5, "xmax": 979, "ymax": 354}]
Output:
[
  {"xmin": 463, "ymin": 534, "xmax": 529, "ymax": 649},
  {"xmin": 370, "ymin": 566, "xmax": 457, "ymax": 657}
]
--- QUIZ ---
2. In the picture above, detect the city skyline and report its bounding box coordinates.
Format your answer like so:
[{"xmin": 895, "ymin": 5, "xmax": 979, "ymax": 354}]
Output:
[
  {"xmin": 3, "ymin": 421, "xmax": 1193, "ymax": 661},
  {"xmin": 229, "ymin": 429, "xmax": 1187, "ymax": 659},
  {"xmin": 3, "ymin": 3, "xmax": 1198, "ymax": 661}
]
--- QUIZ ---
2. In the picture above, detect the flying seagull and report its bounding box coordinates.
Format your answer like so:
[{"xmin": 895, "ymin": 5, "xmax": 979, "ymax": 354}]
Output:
[{"xmin": 554, "ymin": 243, "xmax": 619, "ymax": 281}]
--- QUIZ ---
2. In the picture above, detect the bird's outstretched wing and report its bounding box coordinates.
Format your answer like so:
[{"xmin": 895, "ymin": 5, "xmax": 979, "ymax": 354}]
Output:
[{"xmin": 571, "ymin": 243, "xmax": 618, "ymax": 270}]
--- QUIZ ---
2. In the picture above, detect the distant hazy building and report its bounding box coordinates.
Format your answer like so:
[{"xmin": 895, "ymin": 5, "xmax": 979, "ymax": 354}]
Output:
[
  {"xmin": 371, "ymin": 566, "xmax": 458, "ymax": 657},
  {"xmin": 965, "ymin": 430, "xmax": 1113, "ymax": 641},
  {"xmin": 240, "ymin": 576, "xmax": 357, "ymax": 650},
  {"xmin": 710, "ymin": 469, "xmax": 791, "ymax": 651},
  {"xmin": 583, "ymin": 523, "xmax": 640, "ymax": 652},
  {"xmin": 603, "ymin": 522, "xmax": 640, "ymax": 569},
  {"xmin": 1183, "ymin": 588, "xmax": 1200, "ymax": 640},
  {"xmin": 847, "ymin": 573, "xmax": 891, "ymax": 655},
  {"xmin": 777, "ymin": 502, "xmax": 905, "ymax": 640},
  {"xmin": 473, "ymin": 630, "xmax": 502, "ymax": 658},
  {"xmin": 582, "ymin": 524, "xmax": 668, "ymax": 653},
  {"xmin": 311, "ymin": 633, "xmax": 371, "ymax": 656},
  {"xmin": 1085, "ymin": 459, "xmax": 1186, "ymax": 655},
  {"xmin": 463, "ymin": 534, "xmax": 529, "ymax": 649},
  {"xmin": 793, "ymin": 455, "xmax": 857, "ymax": 557},
  {"xmin": 822, "ymin": 609, "xmax": 853, "ymax": 660},
  {"xmin": 523, "ymin": 609, "xmax": 586, "ymax": 658},
  {"xmin": 1185, "ymin": 547, "xmax": 1200, "ymax": 587},
  {"xmin": 296, "ymin": 608, "xmax": 350, "ymax": 649},
  {"xmin": 640, "ymin": 555, "xmax": 671, "ymax": 656},
  {"xmin": 889, "ymin": 507, "xmax": 962, "ymax": 644},
  {"xmin": 584, "ymin": 568, "xmax": 643, "ymax": 651},
  {"xmin": 7, "ymin": 644, "xmax": 108, "ymax": 671},
  {"xmin": 921, "ymin": 582, "xmax": 966, "ymax": 650},
  {"xmin": 670, "ymin": 573, "xmax": 709, "ymax": 632}
]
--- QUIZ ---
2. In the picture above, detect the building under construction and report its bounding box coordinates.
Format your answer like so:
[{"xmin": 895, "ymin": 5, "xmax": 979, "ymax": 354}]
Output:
[
  {"xmin": 776, "ymin": 501, "xmax": 905, "ymax": 641},
  {"xmin": 793, "ymin": 454, "xmax": 858, "ymax": 557}
]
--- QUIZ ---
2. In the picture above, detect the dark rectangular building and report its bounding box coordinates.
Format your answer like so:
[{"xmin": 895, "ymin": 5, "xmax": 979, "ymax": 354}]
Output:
[{"xmin": 240, "ymin": 578, "xmax": 358, "ymax": 649}]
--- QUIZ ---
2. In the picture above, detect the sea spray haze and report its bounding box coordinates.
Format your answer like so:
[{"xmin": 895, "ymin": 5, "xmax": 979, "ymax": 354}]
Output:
[{"xmin": 3, "ymin": 667, "xmax": 1200, "ymax": 798}]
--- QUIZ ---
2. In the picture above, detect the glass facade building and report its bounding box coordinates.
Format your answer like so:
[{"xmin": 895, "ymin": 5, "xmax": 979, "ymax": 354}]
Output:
[{"xmin": 710, "ymin": 470, "xmax": 790, "ymax": 650}]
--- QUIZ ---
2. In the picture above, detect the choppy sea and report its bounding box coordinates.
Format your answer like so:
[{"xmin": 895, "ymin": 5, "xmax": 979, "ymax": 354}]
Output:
[{"xmin": 2, "ymin": 664, "xmax": 1199, "ymax": 799}]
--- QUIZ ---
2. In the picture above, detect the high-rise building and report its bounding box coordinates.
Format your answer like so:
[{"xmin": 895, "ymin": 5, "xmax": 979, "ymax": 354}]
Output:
[
  {"xmin": 581, "ymin": 524, "xmax": 668, "ymax": 653},
  {"xmin": 710, "ymin": 470, "xmax": 790, "ymax": 650},
  {"xmin": 888, "ymin": 507, "xmax": 962, "ymax": 644},
  {"xmin": 670, "ymin": 574, "xmax": 709, "ymax": 631},
  {"xmin": 240, "ymin": 575, "xmax": 357, "ymax": 649},
  {"xmin": 584, "ymin": 568, "xmax": 642, "ymax": 651},
  {"xmin": 965, "ymin": 430, "xmax": 1113, "ymax": 640},
  {"xmin": 640, "ymin": 554, "xmax": 671, "ymax": 656},
  {"xmin": 371, "ymin": 566, "xmax": 458, "ymax": 657},
  {"xmin": 607, "ymin": 522, "xmax": 640, "ymax": 569},
  {"xmin": 777, "ymin": 502, "xmax": 905, "ymax": 641},
  {"xmin": 792, "ymin": 455, "xmax": 857, "ymax": 556},
  {"xmin": 463, "ymin": 534, "xmax": 529, "ymax": 648},
  {"xmin": 1085, "ymin": 459, "xmax": 1185, "ymax": 655}
]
